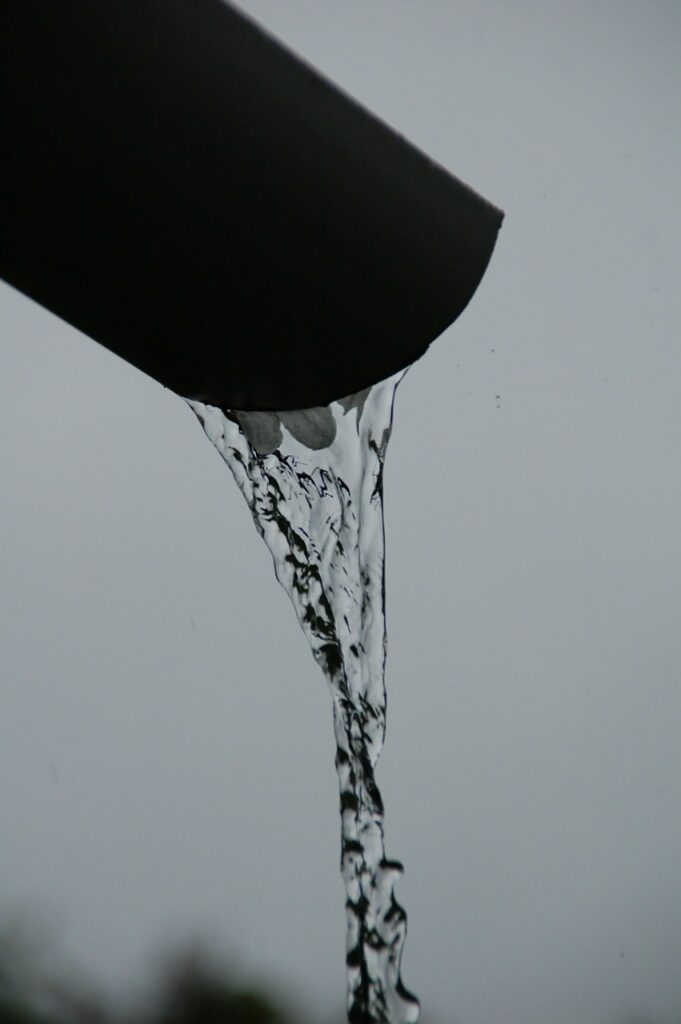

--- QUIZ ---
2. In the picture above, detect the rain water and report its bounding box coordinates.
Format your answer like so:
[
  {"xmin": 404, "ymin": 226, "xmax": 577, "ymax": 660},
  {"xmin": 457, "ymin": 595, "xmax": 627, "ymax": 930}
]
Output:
[{"xmin": 186, "ymin": 370, "xmax": 419, "ymax": 1024}]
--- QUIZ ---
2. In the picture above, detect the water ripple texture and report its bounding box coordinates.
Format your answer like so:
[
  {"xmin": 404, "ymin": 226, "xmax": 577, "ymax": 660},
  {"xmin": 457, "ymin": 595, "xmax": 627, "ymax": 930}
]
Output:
[{"xmin": 187, "ymin": 371, "xmax": 418, "ymax": 1024}]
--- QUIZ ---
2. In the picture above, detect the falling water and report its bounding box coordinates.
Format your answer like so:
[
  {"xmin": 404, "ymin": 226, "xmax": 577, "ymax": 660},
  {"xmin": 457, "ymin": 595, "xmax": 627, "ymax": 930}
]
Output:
[{"xmin": 186, "ymin": 370, "xmax": 419, "ymax": 1024}]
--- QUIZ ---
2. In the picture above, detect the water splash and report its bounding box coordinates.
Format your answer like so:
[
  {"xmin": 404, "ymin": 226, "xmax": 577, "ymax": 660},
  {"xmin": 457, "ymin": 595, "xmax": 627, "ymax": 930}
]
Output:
[{"xmin": 187, "ymin": 371, "xmax": 419, "ymax": 1024}]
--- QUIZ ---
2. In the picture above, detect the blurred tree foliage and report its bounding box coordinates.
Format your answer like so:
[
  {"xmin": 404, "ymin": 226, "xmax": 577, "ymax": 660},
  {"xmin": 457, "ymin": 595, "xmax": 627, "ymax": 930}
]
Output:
[
  {"xmin": 136, "ymin": 950, "xmax": 288, "ymax": 1024},
  {"xmin": 3, "ymin": 923, "xmax": 676, "ymax": 1024},
  {"xmin": 0, "ymin": 928, "xmax": 327, "ymax": 1024}
]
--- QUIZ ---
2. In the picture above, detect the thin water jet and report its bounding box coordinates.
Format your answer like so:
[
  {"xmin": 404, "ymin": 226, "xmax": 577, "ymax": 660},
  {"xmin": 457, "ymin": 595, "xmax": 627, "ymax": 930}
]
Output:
[{"xmin": 188, "ymin": 371, "xmax": 418, "ymax": 1023}]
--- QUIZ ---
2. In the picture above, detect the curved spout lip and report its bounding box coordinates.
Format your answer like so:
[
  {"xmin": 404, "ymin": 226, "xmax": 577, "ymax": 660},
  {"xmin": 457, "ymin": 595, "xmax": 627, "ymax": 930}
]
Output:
[{"xmin": 1, "ymin": 0, "xmax": 503, "ymax": 411}]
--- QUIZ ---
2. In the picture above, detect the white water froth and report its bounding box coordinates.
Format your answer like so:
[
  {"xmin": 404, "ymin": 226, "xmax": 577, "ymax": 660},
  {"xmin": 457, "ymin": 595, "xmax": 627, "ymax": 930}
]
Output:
[{"xmin": 187, "ymin": 371, "xmax": 418, "ymax": 1024}]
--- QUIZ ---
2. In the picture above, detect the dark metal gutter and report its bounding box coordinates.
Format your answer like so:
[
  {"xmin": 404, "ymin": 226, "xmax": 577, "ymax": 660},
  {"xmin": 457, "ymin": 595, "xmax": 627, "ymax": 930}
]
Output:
[{"xmin": 2, "ymin": 0, "xmax": 503, "ymax": 410}]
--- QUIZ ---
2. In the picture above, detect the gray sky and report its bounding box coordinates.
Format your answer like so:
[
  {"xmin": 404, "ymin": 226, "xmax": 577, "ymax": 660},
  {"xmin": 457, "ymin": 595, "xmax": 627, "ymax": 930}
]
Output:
[{"xmin": 2, "ymin": 2, "xmax": 681, "ymax": 1022}]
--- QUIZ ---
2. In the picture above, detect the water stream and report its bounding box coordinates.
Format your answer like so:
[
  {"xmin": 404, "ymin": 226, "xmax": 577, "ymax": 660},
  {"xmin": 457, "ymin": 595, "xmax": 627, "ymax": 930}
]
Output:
[{"xmin": 186, "ymin": 370, "xmax": 419, "ymax": 1024}]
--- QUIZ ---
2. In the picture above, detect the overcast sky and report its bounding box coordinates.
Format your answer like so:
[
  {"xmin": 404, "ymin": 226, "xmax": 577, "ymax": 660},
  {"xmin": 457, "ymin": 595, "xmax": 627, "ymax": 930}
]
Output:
[{"xmin": 2, "ymin": 3, "xmax": 681, "ymax": 1022}]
